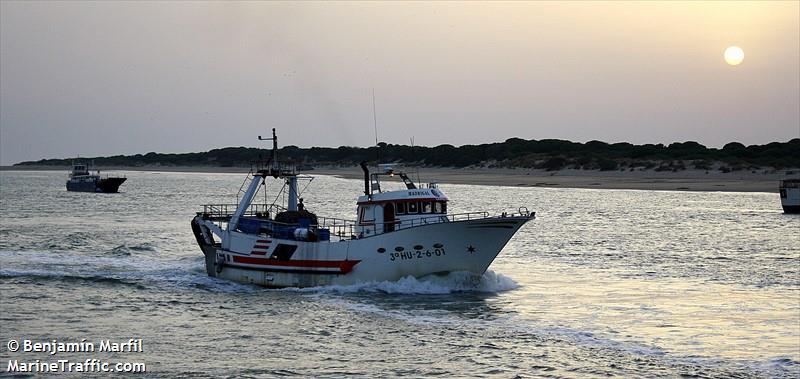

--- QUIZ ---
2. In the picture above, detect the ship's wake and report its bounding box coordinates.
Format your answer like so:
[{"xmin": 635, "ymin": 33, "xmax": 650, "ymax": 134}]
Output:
[
  {"xmin": 292, "ymin": 270, "xmax": 519, "ymax": 295},
  {"xmin": 0, "ymin": 249, "xmax": 257, "ymax": 293}
]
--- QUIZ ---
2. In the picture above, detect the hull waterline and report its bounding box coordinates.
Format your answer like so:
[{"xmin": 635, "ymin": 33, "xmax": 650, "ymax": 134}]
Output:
[
  {"xmin": 66, "ymin": 177, "xmax": 127, "ymax": 193},
  {"xmin": 782, "ymin": 205, "xmax": 800, "ymax": 214}
]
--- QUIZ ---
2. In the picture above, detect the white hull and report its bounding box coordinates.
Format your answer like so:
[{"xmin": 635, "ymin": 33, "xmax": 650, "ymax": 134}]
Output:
[
  {"xmin": 191, "ymin": 130, "xmax": 534, "ymax": 288},
  {"xmin": 194, "ymin": 216, "xmax": 530, "ymax": 288}
]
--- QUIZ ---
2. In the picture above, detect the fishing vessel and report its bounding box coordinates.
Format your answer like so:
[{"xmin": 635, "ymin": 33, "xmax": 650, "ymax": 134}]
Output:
[
  {"xmin": 779, "ymin": 172, "xmax": 800, "ymax": 214},
  {"xmin": 66, "ymin": 162, "xmax": 126, "ymax": 193},
  {"xmin": 191, "ymin": 130, "xmax": 534, "ymax": 288}
]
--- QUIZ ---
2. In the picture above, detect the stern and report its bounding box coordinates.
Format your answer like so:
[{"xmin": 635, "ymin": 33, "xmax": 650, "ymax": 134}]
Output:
[{"xmin": 191, "ymin": 216, "xmax": 220, "ymax": 276}]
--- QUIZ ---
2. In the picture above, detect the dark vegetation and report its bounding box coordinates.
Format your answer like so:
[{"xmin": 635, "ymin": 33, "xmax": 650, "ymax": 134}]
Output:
[{"xmin": 15, "ymin": 138, "xmax": 800, "ymax": 172}]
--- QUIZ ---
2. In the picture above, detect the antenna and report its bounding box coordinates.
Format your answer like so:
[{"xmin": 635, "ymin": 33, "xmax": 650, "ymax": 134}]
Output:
[
  {"xmin": 372, "ymin": 88, "xmax": 380, "ymax": 163},
  {"xmin": 411, "ymin": 136, "xmax": 420, "ymax": 184},
  {"xmin": 372, "ymin": 88, "xmax": 378, "ymax": 147}
]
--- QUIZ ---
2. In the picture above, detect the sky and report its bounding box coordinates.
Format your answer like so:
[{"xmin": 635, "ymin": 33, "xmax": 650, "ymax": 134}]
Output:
[{"xmin": 1, "ymin": 1, "xmax": 798, "ymax": 165}]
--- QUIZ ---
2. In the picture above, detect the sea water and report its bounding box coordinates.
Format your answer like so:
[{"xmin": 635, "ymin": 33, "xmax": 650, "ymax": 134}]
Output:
[{"xmin": 0, "ymin": 170, "xmax": 798, "ymax": 378}]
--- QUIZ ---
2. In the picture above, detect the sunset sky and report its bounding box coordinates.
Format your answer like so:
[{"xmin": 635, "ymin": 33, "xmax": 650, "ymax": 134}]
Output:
[{"xmin": 1, "ymin": 1, "xmax": 798, "ymax": 165}]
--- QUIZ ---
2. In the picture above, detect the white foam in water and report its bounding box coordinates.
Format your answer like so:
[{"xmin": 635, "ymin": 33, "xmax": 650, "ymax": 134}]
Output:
[
  {"xmin": 2, "ymin": 248, "xmax": 519, "ymax": 295},
  {"xmin": 0, "ymin": 249, "xmax": 258, "ymax": 293},
  {"xmin": 292, "ymin": 270, "xmax": 520, "ymax": 295},
  {"xmin": 328, "ymin": 300, "xmax": 464, "ymax": 326}
]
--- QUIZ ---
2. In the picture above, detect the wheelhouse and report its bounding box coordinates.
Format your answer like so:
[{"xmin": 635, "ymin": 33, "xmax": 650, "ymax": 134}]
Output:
[
  {"xmin": 70, "ymin": 163, "xmax": 91, "ymax": 177},
  {"xmin": 355, "ymin": 163, "xmax": 450, "ymax": 237}
]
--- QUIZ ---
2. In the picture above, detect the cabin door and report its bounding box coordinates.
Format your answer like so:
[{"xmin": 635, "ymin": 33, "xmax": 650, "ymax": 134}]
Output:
[{"xmin": 383, "ymin": 203, "xmax": 395, "ymax": 232}]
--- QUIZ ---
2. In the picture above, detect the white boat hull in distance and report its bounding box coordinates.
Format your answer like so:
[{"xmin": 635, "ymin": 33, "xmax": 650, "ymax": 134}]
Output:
[
  {"xmin": 192, "ymin": 215, "xmax": 532, "ymax": 288},
  {"xmin": 779, "ymin": 179, "xmax": 800, "ymax": 214}
]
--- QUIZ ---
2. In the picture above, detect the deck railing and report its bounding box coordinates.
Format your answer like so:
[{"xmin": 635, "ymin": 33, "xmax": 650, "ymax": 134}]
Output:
[
  {"xmin": 200, "ymin": 203, "xmax": 288, "ymax": 220},
  {"xmin": 354, "ymin": 208, "xmax": 532, "ymax": 238},
  {"xmin": 197, "ymin": 205, "xmax": 532, "ymax": 240}
]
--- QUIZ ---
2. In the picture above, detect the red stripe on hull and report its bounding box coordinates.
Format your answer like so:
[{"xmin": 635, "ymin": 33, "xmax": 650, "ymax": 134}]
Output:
[
  {"xmin": 232, "ymin": 256, "xmax": 361, "ymax": 273},
  {"xmin": 251, "ymin": 251, "xmax": 267, "ymax": 255}
]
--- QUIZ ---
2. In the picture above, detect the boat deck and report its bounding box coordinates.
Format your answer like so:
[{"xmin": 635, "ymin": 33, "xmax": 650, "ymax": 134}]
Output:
[{"xmin": 197, "ymin": 203, "xmax": 533, "ymax": 240}]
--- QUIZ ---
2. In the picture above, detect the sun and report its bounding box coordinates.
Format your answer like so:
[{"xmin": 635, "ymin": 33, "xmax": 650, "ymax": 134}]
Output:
[{"xmin": 724, "ymin": 46, "xmax": 744, "ymax": 66}]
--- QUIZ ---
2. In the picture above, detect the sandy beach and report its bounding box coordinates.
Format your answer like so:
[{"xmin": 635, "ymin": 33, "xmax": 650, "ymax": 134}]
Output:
[
  {"xmin": 315, "ymin": 167, "xmax": 787, "ymax": 193},
  {"xmin": 3, "ymin": 165, "xmax": 788, "ymax": 192}
]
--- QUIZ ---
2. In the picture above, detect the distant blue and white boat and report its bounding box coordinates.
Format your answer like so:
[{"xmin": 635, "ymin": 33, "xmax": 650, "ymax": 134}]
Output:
[
  {"xmin": 191, "ymin": 129, "xmax": 534, "ymax": 288},
  {"xmin": 66, "ymin": 162, "xmax": 126, "ymax": 193}
]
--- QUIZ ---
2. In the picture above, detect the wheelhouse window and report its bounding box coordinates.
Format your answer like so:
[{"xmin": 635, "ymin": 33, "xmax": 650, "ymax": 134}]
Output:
[
  {"xmin": 421, "ymin": 201, "xmax": 432, "ymax": 213},
  {"xmin": 396, "ymin": 202, "xmax": 407, "ymax": 214},
  {"xmin": 359, "ymin": 205, "xmax": 375, "ymax": 223},
  {"xmin": 433, "ymin": 201, "xmax": 443, "ymax": 214},
  {"xmin": 440, "ymin": 201, "xmax": 447, "ymax": 214},
  {"xmin": 407, "ymin": 201, "xmax": 418, "ymax": 214}
]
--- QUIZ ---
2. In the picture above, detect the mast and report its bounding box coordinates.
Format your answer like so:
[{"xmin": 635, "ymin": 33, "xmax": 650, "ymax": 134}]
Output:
[
  {"xmin": 373, "ymin": 89, "xmax": 380, "ymax": 163},
  {"xmin": 258, "ymin": 128, "xmax": 298, "ymax": 211},
  {"xmin": 286, "ymin": 176, "xmax": 298, "ymax": 212},
  {"xmin": 259, "ymin": 128, "xmax": 279, "ymax": 170}
]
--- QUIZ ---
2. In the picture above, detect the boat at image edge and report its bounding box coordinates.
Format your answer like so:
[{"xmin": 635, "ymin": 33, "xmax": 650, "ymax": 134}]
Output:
[
  {"xmin": 191, "ymin": 129, "xmax": 535, "ymax": 288},
  {"xmin": 779, "ymin": 171, "xmax": 800, "ymax": 214},
  {"xmin": 66, "ymin": 162, "xmax": 127, "ymax": 193}
]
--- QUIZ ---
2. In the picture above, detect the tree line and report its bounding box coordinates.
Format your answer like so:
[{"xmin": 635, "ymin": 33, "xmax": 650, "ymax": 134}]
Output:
[{"xmin": 16, "ymin": 138, "xmax": 800, "ymax": 172}]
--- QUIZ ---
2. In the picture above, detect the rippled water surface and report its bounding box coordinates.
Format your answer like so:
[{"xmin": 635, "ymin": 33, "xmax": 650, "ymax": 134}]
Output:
[{"xmin": 1, "ymin": 170, "xmax": 798, "ymax": 378}]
